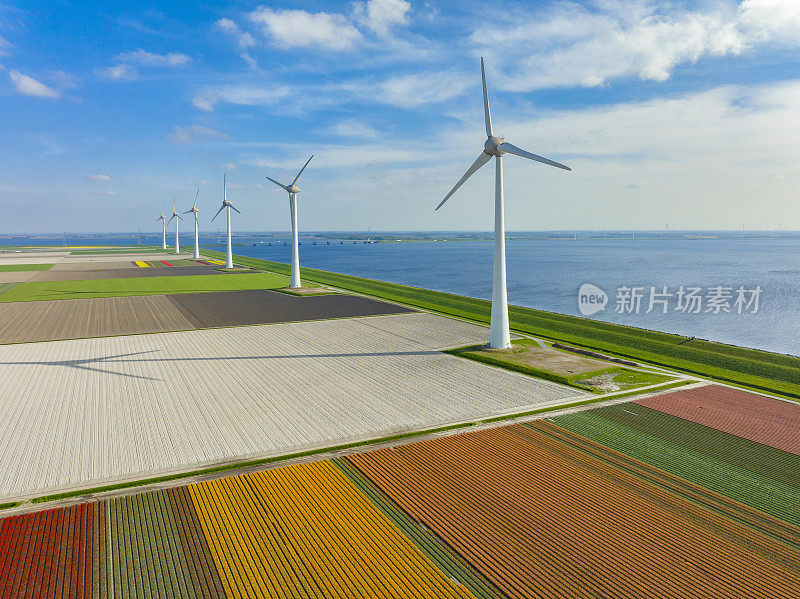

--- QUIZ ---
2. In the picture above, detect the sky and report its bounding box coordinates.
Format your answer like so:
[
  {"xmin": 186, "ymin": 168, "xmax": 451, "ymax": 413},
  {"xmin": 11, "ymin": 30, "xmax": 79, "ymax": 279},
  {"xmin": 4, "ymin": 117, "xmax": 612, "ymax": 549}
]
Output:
[{"xmin": 2, "ymin": 0, "xmax": 800, "ymax": 233}]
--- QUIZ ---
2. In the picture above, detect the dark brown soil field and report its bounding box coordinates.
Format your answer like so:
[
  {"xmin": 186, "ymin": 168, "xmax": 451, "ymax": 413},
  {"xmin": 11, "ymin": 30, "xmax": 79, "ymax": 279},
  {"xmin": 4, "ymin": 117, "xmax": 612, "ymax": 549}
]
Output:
[
  {"xmin": 30, "ymin": 266, "xmax": 225, "ymax": 282},
  {"xmin": 0, "ymin": 295, "xmax": 194, "ymax": 343},
  {"xmin": 348, "ymin": 422, "xmax": 800, "ymax": 598},
  {"xmin": 167, "ymin": 289, "xmax": 414, "ymax": 329},
  {"xmin": 636, "ymin": 385, "xmax": 800, "ymax": 455},
  {"xmin": 0, "ymin": 290, "xmax": 413, "ymax": 343}
]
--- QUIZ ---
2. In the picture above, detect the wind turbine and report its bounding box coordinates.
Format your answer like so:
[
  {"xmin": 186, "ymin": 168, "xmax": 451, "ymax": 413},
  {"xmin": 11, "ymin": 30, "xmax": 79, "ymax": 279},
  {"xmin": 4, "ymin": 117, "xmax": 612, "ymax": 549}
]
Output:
[
  {"xmin": 211, "ymin": 174, "xmax": 241, "ymax": 268},
  {"xmin": 436, "ymin": 58, "xmax": 571, "ymax": 349},
  {"xmin": 183, "ymin": 189, "xmax": 200, "ymax": 259},
  {"xmin": 265, "ymin": 155, "xmax": 313, "ymax": 288},
  {"xmin": 157, "ymin": 205, "xmax": 167, "ymax": 250},
  {"xmin": 167, "ymin": 197, "xmax": 182, "ymax": 254}
]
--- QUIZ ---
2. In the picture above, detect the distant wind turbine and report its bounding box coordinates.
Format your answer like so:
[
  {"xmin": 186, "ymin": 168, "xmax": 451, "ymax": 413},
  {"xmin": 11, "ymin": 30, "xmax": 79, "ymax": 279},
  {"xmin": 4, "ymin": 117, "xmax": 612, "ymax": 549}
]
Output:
[
  {"xmin": 435, "ymin": 58, "xmax": 571, "ymax": 349},
  {"xmin": 183, "ymin": 189, "xmax": 200, "ymax": 259},
  {"xmin": 266, "ymin": 155, "xmax": 313, "ymax": 288},
  {"xmin": 211, "ymin": 174, "xmax": 240, "ymax": 268},
  {"xmin": 156, "ymin": 205, "xmax": 167, "ymax": 251},
  {"xmin": 167, "ymin": 197, "xmax": 182, "ymax": 254}
]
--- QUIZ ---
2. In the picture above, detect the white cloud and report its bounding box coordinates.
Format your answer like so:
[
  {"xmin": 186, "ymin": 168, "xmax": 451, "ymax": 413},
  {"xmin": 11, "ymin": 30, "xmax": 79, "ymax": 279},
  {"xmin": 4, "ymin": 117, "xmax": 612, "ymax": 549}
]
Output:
[
  {"xmin": 377, "ymin": 71, "xmax": 470, "ymax": 107},
  {"xmin": 88, "ymin": 174, "xmax": 111, "ymax": 182},
  {"xmin": 166, "ymin": 125, "xmax": 230, "ymax": 144},
  {"xmin": 115, "ymin": 49, "xmax": 190, "ymax": 67},
  {"xmin": 472, "ymin": 0, "xmax": 800, "ymax": 92},
  {"xmin": 99, "ymin": 64, "xmax": 138, "ymax": 80},
  {"xmin": 431, "ymin": 79, "xmax": 800, "ymax": 229},
  {"xmin": 49, "ymin": 70, "xmax": 79, "ymax": 89},
  {"xmin": 192, "ymin": 84, "xmax": 291, "ymax": 111},
  {"xmin": 320, "ymin": 118, "xmax": 379, "ymax": 139},
  {"xmin": 354, "ymin": 0, "xmax": 410, "ymax": 36},
  {"xmin": 218, "ymin": 163, "xmax": 237, "ymax": 171},
  {"xmin": 216, "ymin": 18, "xmax": 255, "ymax": 48},
  {"xmin": 249, "ymin": 7, "xmax": 362, "ymax": 50},
  {"xmin": 8, "ymin": 71, "xmax": 60, "ymax": 98},
  {"xmin": 740, "ymin": 0, "xmax": 800, "ymax": 40}
]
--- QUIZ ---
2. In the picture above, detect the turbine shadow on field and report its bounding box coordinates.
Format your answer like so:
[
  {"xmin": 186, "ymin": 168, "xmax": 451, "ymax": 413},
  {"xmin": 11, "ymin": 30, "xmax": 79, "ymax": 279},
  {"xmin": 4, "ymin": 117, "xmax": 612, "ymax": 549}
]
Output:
[
  {"xmin": 0, "ymin": 350, "xmax": 163, "ymax": 381},
  {"xmin": 0, "ymin": 349, "xmax": 445, "ymax": 380}
]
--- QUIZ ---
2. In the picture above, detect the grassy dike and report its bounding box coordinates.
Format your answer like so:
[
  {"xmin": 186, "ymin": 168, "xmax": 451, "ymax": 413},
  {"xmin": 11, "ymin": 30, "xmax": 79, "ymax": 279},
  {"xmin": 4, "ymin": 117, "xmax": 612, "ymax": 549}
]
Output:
[{"xmin": 202, "ymin": 248, "xmax": 800, "ymax": 400}]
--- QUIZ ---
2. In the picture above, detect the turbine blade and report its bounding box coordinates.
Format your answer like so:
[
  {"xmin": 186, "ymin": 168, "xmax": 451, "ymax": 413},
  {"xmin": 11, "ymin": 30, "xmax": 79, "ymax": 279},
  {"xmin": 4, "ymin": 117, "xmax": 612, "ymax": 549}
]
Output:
[
  {"xmin": 230, "ymin": 204, "xmax": 242, "ymax": 214},
  {"xmin": 291, "ymin": 155, "xmax": 313, "ymax": 186},
  {"xmin": 193, "ymin": 188, "xmax": 199, "ymax": 210},
  {"xmin": 435, "ymin": 152, "xmax": 492, "ymax": 211},
  {"xmin": 266, "ymin": 176, "xmax": 289, "ymax": 191},
  {"xmin": 167, "ymin": 214, "xmax": 175, "ymax": 224},
  {"xmin": 498, "ymin": 142, "xmax": 571, "ymax": 171},
  {"xmin": 481, "ymin": 57, "xmax": 492, "ymax": 138},
  {"xmin": 211, "ymin": 204, "xmax": 225, "ymax": 222}
]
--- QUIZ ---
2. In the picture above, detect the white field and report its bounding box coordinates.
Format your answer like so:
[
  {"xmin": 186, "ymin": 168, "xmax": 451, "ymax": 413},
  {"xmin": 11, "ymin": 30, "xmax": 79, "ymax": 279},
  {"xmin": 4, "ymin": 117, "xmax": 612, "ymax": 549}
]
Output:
[{"xmin": 0, "ymin": 312, "xmax": 585, "ymax": 499}]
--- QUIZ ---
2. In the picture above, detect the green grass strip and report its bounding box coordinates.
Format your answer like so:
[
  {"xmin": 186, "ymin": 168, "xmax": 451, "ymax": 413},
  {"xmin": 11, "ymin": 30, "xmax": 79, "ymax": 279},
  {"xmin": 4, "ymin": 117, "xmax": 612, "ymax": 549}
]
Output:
[
  {"xmin": 552, "ymin": 404, "xmax": 800, "ymax": 526},
  {"xmin": 201, "ymin": 249, "xmax": 800, "ymax": 400},
  {"xmin": 0, "ymin": 501, "xmax": 21, "ymax": 510},
  {"xmin": 0, "ymin": 272, "xmax": 289, "ymax": 302},
  {"xmin": 0, "ymin": 263, "xmax": 54, "ymax": 272}
]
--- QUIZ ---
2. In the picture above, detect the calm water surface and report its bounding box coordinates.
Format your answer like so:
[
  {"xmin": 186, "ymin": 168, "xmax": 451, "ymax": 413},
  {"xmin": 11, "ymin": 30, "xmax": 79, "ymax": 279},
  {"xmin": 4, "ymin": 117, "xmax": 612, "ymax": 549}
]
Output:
[
  {"xmin": 233, "ymin": 238, "xmax": 800, "ymax": 357},
  {"xmin": 6, "ymin": 235, "xmax": 798, "ymax": 356}
]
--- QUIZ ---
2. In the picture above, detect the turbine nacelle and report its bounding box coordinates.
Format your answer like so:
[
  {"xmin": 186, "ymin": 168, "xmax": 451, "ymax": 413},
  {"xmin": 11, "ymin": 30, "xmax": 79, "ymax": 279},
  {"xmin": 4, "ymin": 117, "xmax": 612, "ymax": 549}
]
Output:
[
  {"xmin": 287, "ymin": 184, "xmax": 300, "ymax": 194},
  {"xmin": 484, "ymin": 136, "xmax": 505, "ymax": 157}
]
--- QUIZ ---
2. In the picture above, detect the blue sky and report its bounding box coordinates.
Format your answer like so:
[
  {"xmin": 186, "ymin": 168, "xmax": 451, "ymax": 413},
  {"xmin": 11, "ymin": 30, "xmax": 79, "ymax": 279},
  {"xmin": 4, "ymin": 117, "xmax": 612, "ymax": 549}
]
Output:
[{"xmin": 2, "ymin": 0, "xmax": 800, "ymax": 232}]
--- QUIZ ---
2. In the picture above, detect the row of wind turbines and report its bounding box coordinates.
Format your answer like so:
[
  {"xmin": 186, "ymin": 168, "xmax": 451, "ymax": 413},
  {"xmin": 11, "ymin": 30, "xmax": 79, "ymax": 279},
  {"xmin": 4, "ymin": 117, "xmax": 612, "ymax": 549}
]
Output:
[
  {"xmin": 153, "ymin": 58, "xmax": 571, "ymax": 348},
  {"xmin": 157, "ymin": 160, "xmax": 312, "ymax": 289}
]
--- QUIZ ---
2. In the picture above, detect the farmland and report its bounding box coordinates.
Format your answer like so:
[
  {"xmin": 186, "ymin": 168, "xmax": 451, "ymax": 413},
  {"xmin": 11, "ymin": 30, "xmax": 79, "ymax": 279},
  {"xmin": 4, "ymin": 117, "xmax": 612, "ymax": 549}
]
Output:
[
  {"xmin": 2, "ymin": 414, "xmax": 798, "ymax": 598},
  {"xmin": 0, "ymin": 311, "xmax": 581, "ymax": 499},
  {"xmin": 0, "ymin": 272, "xmax": 289, "ymax": 302},
  {"xmin": 635, "ymin": 384, "xmax": 800, "ymax": 454},
  {"xmin": 203, "ymin": 250, "xmax": 800, "ymax": 399},
  {"xmin": 348, "ymin": 422, "xmax": 800, "ymax": 598},
  {"xmin": 551, "ymin": 400, "xmax": 800, "ymax": 526}
]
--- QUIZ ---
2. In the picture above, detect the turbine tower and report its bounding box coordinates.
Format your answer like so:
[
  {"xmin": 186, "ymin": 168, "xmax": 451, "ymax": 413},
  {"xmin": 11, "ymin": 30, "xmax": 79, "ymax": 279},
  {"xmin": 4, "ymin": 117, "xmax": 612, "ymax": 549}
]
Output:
[
  {"xmin": 436, "ymin": 58, "xmax": 571, "ymax": 349},
  {"xmin": 183, "ymin": 189, "xmax": 201, "ymax": 259},
  {"xmin": 167, "ymin": 198, "xmax": 182, "ymax": 254},
  {"xmin": 157, "ymin": 207, "xmax": 167, "ymax": 251},
  {"xmin": 265, "ymin": 155, "xmax": 313, "ymax": 288},
  {"xmin": 211, "ymin": 174, "xmax": 241, "ymax": 268}
]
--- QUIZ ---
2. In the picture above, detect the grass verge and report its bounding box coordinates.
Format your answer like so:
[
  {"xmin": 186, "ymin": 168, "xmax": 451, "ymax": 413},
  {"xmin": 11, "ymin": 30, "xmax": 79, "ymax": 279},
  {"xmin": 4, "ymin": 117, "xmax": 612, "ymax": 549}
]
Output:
[
  {"xmin": 446, "ymin": 342, "xmax": 674, "ymax": 392},
  {"xmin": 0, "ymin": 263, "xmax": 54, "ymax": 272},
  {"xmin": 201, "ymin": 249, "xmax": 800, "ymax": 400},
  {"xmin": 0, "ymin": 272, "xmax": 289, "ymax": 302}
]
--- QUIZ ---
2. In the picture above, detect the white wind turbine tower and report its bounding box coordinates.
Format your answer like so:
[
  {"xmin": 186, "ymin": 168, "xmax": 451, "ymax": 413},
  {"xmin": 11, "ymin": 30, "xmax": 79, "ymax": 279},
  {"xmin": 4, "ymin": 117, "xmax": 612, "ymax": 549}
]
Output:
[
  {"xmin": 157, "ymin": 206, "xmax": 167, "ymax": 250},
  {"xmin": 436, "ymin": 58, "xmax": 571, "ymax": 349},
  {"xmin": 266, "ymin": 155, "xmax": 313, "ymax": 288},
  {"xmin": 183, "ymin": 189, "xmax": 201, "ymax": 259},
  {"xmin": 211, "ymin": 174, "xmax": 241, "ymax": 268},
  {"xmin": 167, "ymin": 198, "xmax": 182, "ymax": 254}
]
